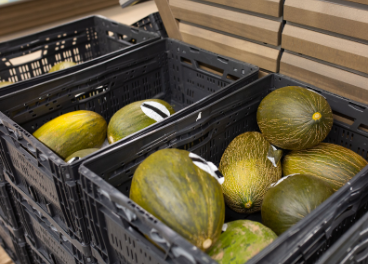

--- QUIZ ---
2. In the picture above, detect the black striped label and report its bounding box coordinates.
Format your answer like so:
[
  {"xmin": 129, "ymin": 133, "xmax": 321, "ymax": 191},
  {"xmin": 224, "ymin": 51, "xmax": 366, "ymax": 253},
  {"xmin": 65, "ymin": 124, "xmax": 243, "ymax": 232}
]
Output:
[
  {"xmin": 189, "ymin": 153, "xmax": 224, "ymax": 185},
  {"xmin": 141, "ymin": 101, "xmax": 171, "ymax": 122}
]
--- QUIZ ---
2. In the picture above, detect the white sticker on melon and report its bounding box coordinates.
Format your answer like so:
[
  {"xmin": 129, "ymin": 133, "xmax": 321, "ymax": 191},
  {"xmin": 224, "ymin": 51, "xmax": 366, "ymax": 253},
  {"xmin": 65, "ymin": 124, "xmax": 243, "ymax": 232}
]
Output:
[
  {"xmin": 189, "ymin": 153, "xmax": 224, "ymax": 185},
  {"xmin": 140, "ymin": 101, "xmax": 171, "ymax": 122},
  {"xmin": 269, "ymin": 173, "xmax": 300, "ymax": 188}
]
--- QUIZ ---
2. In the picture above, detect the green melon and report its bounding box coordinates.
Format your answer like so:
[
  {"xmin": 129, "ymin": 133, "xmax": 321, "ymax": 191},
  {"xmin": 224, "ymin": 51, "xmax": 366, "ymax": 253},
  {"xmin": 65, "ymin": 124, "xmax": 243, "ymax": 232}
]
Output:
[
  {"xmin": 0, "ymin": 82, "xmax": 13, "ymax": 88},
  {"xmin": 257, "ymin": 86, "xmax": 333, "ymax": 150},
  {"xmin": 33, "ymin": 110, "xmax": 106, "ymax": 159},
  {"xmin": 130, "ymin": 149, "xmax": 225, "ymax": 251},
  {"xmin": 261, "ymin": 174, "xmax": 334, "ymax": 235},
  {"xmin": 48, "ymin": 61, "xmax": 76, "ymax": 73},
  {"xmin": 283, "ymin": 143, "xmax": 368, "ymax": 191},
  {"xmin": 65, "ymin": 148, "xmax": 100, "ymax": 162},
  {"xmin": 208, "ymin": 220, "xmax": 277, "ymax": 264},
  {"xmin": 107, "ymin": 99, "xmax": 175, "ymax": 144},
  {"xmin": 219, "ymin": 132, "xmax": 282, "ymax": 214}
]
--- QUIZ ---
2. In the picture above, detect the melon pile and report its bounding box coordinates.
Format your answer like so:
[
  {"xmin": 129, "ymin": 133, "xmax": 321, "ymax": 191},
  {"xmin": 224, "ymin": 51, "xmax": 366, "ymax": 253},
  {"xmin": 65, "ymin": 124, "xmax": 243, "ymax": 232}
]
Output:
[
  {"xmin": 220, "ymin": 86, "xmax": 367, "ymax": 238},
  {"xmin": 128, "ymin": 86, "xmax": 367, "ymax": 264},
  {"xmin": 32, "ymin": 98, "xmax": 174, "ymax": 163}
]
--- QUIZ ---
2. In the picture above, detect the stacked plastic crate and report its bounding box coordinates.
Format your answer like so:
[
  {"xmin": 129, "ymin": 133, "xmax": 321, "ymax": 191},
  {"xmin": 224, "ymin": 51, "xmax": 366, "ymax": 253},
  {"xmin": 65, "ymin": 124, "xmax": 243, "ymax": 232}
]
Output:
[
  {"xmin": 0, "ymin": 15, "xmax": 159, "ymax": 264},
  {"xmin": 280, "ymin": 0, "xmax": 368, "ymax": 104},
  {"xmin": 0, "ymin": 13, "xmax": 259, "ymax": 263},
  {"xmin": 154, "ymin": 0, "xmax": 284, "ymax": 75}
]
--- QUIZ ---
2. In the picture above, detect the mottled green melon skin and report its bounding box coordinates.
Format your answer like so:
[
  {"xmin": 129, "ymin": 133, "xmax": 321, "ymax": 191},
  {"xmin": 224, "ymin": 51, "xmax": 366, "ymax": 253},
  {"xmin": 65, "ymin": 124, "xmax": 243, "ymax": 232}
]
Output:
[
  {"xmin": 130, "ymin": 149, "xmax": 225, "ymax": 251},
  {"xmin": 107, "ymin": 99, "xmax": 175, "ymax": 144},
  {"xmin": 257, "ymin": 86, "xmax": 333, "ymax": 150},
  {"xmin": 208, "ymin": 220, "xmax": 277, "ymax": 264},
  {"xmin": 219, "ymin": 132, "xmax": 282, "ymax": 214},
  {"xmin": 283, "ymin": 143, "xmax": 368, "ymax": 191},
  {"xmin": 261, "ymin": 174, "xmax": 334, "ymax": 235},
  {"xmin": 65, "ymin": 148, "xmax": 100, "ymax": 162},
  {"xmin": 33, "ymin": 110, "xmax": 106, "ymax": 159},
  {"xmin": 48, "ymin": 61, "xmax": 76, "ymax": 73},
  {"xmin": 0, "ymin": 82, "xmax": 13, "ymax": 88}
]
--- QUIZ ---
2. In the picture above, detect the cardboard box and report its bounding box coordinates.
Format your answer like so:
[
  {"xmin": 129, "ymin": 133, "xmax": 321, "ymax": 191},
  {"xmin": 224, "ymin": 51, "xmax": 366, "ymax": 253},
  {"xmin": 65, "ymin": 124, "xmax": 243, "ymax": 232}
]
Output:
[
  {"xmin": 170, "ymin": 0, "xmax": 282, "ymax": 46},
  {"xmin": 179, "ymin": 23, "xmax": 280, "ymax": 72},
  {"xmin": 203, "ymin": 0, "xmax": 283, "ymax": 17},
  {"xmin": 282, "ymin": 23, "xmax": 368, "ymax": 75},
  {"xmin": 284, "ymin": 0, "xmax": 368, "ymax": 41},
  {"xmin": 280, "ymin": 51, "xmax": 368, "ymax": 105}
]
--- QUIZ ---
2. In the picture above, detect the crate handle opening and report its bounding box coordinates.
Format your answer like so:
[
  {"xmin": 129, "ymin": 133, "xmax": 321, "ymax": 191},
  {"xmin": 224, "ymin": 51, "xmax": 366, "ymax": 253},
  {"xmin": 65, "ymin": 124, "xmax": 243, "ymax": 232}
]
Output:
[
  {"xmin": 226, "ymin": 74, "xmax": 239, "ymax": 81},
  {"xmin": 358, "ymin": 124, "xmax": 368, "ymax": 133},
  {"xmin": 180, "ymin": 130, "xmax": 213, "ymax": 152},
  {"xmin": 349, "ymin": 102, "xmax": 366, "ymax": 112},
  {"xmin": 9, "ymin": 50, "xmax": 42, "ymax": 66},
  {"xmin": 333, "ymin": 111, "xmax": 355, "ymax": 126},
  {"xmin": 197, "ymin": 61, "xmax": 223, "ymax": 77},
  {"xmin": 180, "ymin": 57, "xmax": 192, "ymax": 66},
  {"xmin": 106, "ymin": 31, "xmax": 115, "ymax": 38},
  {"xmin": 74, "ymin": 85, "xmax": 109, "ymax": 102}
]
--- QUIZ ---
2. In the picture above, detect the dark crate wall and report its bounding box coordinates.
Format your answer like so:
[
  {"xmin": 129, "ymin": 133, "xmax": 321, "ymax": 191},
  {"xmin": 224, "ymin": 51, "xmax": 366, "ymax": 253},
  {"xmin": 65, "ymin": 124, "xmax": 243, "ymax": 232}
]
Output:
[
  {"xmin": 132, "ymin": 12, "xmax": 168, "ymax": 38},
  {"xmin": 0, "ymin": 182, "xmax": 21, "ymax": 230},
  {"xmin": 14, "ymin": 191, "xmax": 94, "ymax": 264},
  {"xmin": 0, "ymin": 16, "xmax": 158, "ymax": 85},
  {"xmin": 316, "ymin": 208, "xmax": 368, "ymax": 264},
  {"xmin": 78, "ymin": 74, "xmax": 368, "ymax": 264},
  {"xmin": 0, "ymin": 212, "xmax": 32, "ymax": 264}
]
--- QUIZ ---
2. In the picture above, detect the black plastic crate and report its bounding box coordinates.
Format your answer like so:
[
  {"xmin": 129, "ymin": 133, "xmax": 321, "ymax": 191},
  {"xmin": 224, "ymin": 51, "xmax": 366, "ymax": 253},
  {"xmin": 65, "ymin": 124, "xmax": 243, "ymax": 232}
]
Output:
[
  {"xmin": 0, "ymin": 15, "xmax": 159, "ymax": 95},
  {"xmin": 0, "ymin": 181, "xmax": 22, "ymax": 230},
  {"xmin": 316, "ymin": 209, "xmax": 368, "ymax": 264},
  {"xmin": 0, "ymin": 210, "xmax": 32, "ymax": 264},
  {"xmin": 78, "ymin": 73, "xmax": 368, "ymax": 264},
  {"xmin": 0, "ymin": 38, "xmax": 258, "ymax": 247},
  {"xmin": 132, "ymin": 12, "xmax": 168, "ymax": 38},
  {"xmin": 13, "ymin": 188, "xmax": 96, "ymax": 264}
]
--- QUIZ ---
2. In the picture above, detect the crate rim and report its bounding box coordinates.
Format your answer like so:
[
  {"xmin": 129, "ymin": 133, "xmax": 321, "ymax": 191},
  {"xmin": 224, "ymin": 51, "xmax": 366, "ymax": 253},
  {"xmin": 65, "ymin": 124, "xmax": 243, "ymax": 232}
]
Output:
[
  {"xmin": 80, "ymin": 72, "xmax": 368, "ymax": 164},
  {"xmin": 0, "ymin": 14, "xmax": 159, "ymax": 47}
]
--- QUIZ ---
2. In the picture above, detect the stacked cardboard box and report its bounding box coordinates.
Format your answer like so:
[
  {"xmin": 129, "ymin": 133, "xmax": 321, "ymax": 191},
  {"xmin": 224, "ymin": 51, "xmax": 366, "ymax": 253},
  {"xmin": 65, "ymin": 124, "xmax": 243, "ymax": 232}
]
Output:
[
  {"xmin": 281, "ymin": 0, "xmax": 368, "ymax": 104},
  {"xmin": 155, "ymin": 0, "xmax": 284, "ymax": 73}
]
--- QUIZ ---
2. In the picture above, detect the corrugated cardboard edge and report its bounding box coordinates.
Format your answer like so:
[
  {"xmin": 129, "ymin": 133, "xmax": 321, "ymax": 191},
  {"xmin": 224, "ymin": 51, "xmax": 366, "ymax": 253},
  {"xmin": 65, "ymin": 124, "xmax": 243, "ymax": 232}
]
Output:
[
  {"xmin": 170, "ymin": 0, "xmax": 282, "ymax": 46},
  {"xmin": 280, "ymin": 52, "xmax": 368, "ymax": 105},
  {"xmin": 284, "ymin": 0, "xmax": 368, "ymax": 42},
  {"xmin": 179, "ymin": 22, "xmax": 280, "ymax": 72},
  {"xmin": 259, "ymin": 70, "xmax": 270, "ymax": 78},
  {"xmin": 282, "ymin": 24, "xmax": 368, "ymax": 75},
  {"xmin": 204, "ymin": 0, "xmax": 283, "ymax": 17},
  {"xmin": 345, "ymin": 0, "xmax": 368, "ymax": 4}
]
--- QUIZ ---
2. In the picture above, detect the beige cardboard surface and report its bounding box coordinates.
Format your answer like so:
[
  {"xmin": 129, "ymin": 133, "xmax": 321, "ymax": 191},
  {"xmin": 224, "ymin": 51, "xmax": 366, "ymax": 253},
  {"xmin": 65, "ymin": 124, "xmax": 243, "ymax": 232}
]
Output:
[
  {"xmin": 284, "ymin": 0, "xmax": 368, "ymax": 41},
  {"xmin": 170, "ymin": 0, "xmax": 281, "ymax": 46},
  {"xmin": 154, "ymin": 0, "xmax": 182, "ymax": 40},
  {"xmin": 200, "ymin": 0, "xmax": 282, "ymax": 17},
  {"xmin": 179, "ymin": 22, "xmax": 280, "ymax": 72},
  {"xmin": 0, "ymin": 0, "xmax": 118, "ymax": 36},
  {"xmin": 0, "ymin": 247, "xmax": 12, "ymax": 264},
  {"xmin": 280, "ymin": 52, "xmax": 368, "ymax": 105},
  {"xmin": 258, "ymin": 70, "xmax": 270, "ymax": 78},
  {"xmin": 282, "ymin": 24, "xmax": 368, "ymax": 74}
]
